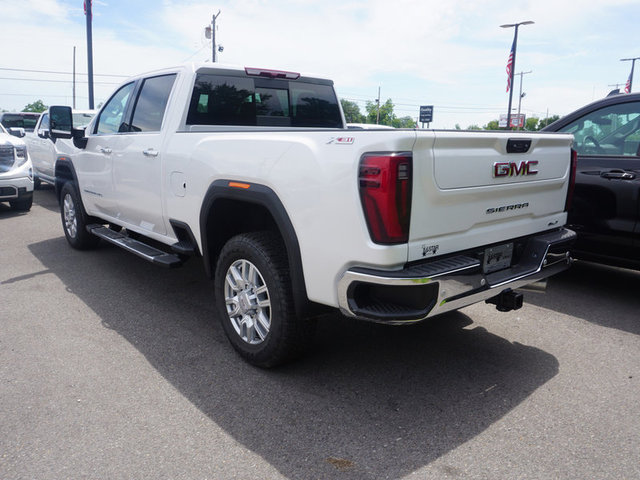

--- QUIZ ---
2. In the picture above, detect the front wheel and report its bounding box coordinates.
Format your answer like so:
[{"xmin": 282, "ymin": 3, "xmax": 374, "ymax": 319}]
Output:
[
  {"xmin": 10, "ymin": 195, "xmax": 32, "ymax": 211},
  {"xmin": 214, "ymin": 231, "xmax": 315, "ymax": 367},
  {"xmin": 60, "ymin": 182, "xmax": 100, "ymax": 250}
]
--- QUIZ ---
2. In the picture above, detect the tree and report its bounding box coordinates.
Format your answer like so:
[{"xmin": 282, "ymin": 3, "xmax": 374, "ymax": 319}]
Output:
[
  {"xmin": 23, "ymin": 100, "xmax": 48, "ymax": 113},
  {"xmin": 340, "ymin": 99, "xmax": 365, "ymax": 123},
  {"xmin": 392, "ymin": 116, "xmax": 417, "ymax": 128},
  {"xmin": 524, "ymin": 117, "xmax": 539, "ymax": 131},
  {"xmin": 537, "ymin": 115, "xmax": 560, "ymax": 130},
  {"xmin": 365, "ymin": 98, "xmax": 395, "ymax": 126},
  {"xmin": 484, "ymin": 120, "xmax": 500, "ymax": 130},
  {"xmin": 467, "ymin": 124, "xmax": 481, "ymax": 130}
]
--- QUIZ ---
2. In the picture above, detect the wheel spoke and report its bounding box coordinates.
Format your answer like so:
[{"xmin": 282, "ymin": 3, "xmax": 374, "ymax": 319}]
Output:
[
  {"xmin": 254, "ymin": 311, "xmax": 270, "ymax": 340},
  {"xmin": 226, "ymin": 265, "xmax": 244, "ymax": 291},
  {"xmin": 225, "ymin": 295, "xmax": 240, "ymax": 317}
]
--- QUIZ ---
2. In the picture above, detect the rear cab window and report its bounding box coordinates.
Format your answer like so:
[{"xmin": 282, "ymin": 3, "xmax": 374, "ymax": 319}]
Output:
[{"xmin": 186, "ymin": 69, "xmax": 342, "ymax": 128}]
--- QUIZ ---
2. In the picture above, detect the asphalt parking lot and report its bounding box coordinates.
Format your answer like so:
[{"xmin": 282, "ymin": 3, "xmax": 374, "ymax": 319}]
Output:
[{"xmin": 1, "ymin": 187, "xmax": 639, "ymax": 480}]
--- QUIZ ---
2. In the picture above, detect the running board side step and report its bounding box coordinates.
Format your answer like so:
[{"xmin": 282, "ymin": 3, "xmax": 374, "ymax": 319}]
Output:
[{"xmin": 87, "ymin": 225, "xmax": 183, "ymax": 268}]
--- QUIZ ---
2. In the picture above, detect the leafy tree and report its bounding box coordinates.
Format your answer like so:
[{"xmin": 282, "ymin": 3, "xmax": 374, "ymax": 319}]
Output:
[
  {"xmin": 524, "ymin": 117, "xmax": 539, "ymax": 131},
  {"xmin": 340, "ymin": 99, "xmax": 365, "ymax": 123},
  {"xmin": 365, "ymin": 98, "xmax": 396, "ymax": 126},
  {"xmin": 392, "ymin": 116, "xmax": 417, "ymax": 128},
  {"xmin": 454, "ymin": 123, "xmax": 462, "ymax": 130},
  {"xmin": 537, "ymin": 115, "xmax": 560, "ymax": 130},
  {"xmin": 467, "ymin": 124, "xmax": 481, "ymax": 130},
  {"xmin": 23, "ymin": 100, "xmax": 48, "ymax": 113},
  {"xmin": 484, "ymin": 120, "xmax": 500, "ymax": 130}
]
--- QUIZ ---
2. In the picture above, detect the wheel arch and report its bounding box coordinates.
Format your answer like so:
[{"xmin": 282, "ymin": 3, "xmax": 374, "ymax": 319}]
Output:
[
  {"xmin": 200, "ymin": 180, "xmax": 311, "ymax": 317},
  {"xmin": 54, "ymin": 155, "xmax": 79, "ymax": 204}
]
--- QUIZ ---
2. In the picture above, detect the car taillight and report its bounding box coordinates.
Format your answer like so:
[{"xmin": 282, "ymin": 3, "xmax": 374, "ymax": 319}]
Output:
[
  {"xmin": 565, "ymin": 148, "xmax": 577, "ymax": 212},
  {"xmin": 358, "ymin": 153, "xmax": 412, "ymax": 244}
]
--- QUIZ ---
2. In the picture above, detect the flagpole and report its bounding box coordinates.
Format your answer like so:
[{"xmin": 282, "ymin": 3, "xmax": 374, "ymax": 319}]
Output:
[
  {"xmin": 621, "ymin": 57, "xmax": 640, "ymax": 93},
  {"xmin": 501, "ymin": 21, "xmax": 534, "ymax": 129}
]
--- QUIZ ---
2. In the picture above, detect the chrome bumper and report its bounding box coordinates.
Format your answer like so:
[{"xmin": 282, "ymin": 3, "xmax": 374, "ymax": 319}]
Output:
[{"xmin": 337, "ymin": 228, "xmax": 576, "ymax": 323}]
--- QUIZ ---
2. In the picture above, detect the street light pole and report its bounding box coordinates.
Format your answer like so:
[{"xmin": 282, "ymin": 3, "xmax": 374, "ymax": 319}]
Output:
[
  {"xmin": 621, "ymin": 56, "xmax": 640, "ymax": 93},
  {"xmin": 501, "ymin": 20, "xmax": 534, "ymax": 129}
]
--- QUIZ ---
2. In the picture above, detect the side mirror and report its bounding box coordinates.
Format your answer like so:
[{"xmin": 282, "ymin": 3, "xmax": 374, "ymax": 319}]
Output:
[
  {"xmin": 8, "ymin": 127, "xmax": 25, "ymax": 138},
  {"xmin": 49, "ymin": 106, "xmax": 73, "ymax": 139},
  {"xmin": 38, "ymin": 129, "xmax": 50, "ymax": 139}
]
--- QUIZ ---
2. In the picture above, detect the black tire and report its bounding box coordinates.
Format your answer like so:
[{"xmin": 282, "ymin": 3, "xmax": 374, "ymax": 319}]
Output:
[
  {"xmin": 60, "ymin": 181, "xmax": 100, "ymax": 250},
  {"xmin": 10, "ymin": 195, "xmax": 32, "ymax": 211},
  {"xmin": 214, "ymin": 231, "xmax": 315, "ymax": 368},
  {"xmin": 33, "ymin": 176, "xmax": 42, "ymax": 190}
]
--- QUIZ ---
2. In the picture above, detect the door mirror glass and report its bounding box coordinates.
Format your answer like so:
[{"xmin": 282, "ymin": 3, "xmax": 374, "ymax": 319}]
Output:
[{"xmin": 49, "ymin": 106, "xmax": 73, "ymax": 139}]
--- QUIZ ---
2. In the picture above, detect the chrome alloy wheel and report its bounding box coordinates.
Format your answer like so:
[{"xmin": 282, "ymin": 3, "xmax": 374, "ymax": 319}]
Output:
[
  {"xmin": 224, "ymin": 259, "xmax": 271, "ymax": 345},
  {"xmin": 63, "ymin": 192, "xmax": 78, "ymax": 239}
]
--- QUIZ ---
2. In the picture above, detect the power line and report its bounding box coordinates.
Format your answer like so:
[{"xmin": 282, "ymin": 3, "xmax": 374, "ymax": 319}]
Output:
[
  {"xmin": 0, "ymin": 76, "xmax": 120, "ymax": 85},
  {"xmin": 0, "ymin": 67, "xmax": 129, "ymax": 78}
]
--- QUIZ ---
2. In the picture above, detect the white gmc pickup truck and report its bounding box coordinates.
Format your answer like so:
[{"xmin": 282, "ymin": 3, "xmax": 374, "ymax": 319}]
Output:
[{"xmin": 48, "ymin": 63, "xmax": 576, "ymax": 367}]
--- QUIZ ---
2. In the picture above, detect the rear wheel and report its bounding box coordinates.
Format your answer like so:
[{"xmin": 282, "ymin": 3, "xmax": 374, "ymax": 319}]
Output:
[
  {"xmin": 60, "ymin": 182, "xmax": 100, "ymax": 250},
  {"xmin": 214, "ymin": 231, "xmax": 314, "ymax": 367}
]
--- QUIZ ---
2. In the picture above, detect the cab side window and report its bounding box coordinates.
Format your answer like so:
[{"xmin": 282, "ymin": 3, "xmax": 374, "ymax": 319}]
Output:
[
  {"xmin": 96, "ymin": 82, "xmax": 135, "ymax": 135},
  {"xmin": 130, "ymin": 74, "xmax": 177, "ymax": 132},
  {"xmin": 559, "ymin": 101, "xmax": 640, "ymax": 156}
]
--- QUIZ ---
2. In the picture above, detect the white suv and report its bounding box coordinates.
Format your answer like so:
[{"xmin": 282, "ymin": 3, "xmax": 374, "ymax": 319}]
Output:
[{"xmin": 0, "ymin": 123, "xmax": 34, "ymax": 211}]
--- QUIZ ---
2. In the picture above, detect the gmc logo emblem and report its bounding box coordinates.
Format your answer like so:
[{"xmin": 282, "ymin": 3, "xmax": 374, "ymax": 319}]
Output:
[{"xmin": 493, "ymin": 160, "xmax": 539, "ymax": 177}]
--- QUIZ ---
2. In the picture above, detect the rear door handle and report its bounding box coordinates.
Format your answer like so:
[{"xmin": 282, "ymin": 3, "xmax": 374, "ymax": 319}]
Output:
[
  {"xmin": 143, "ymin": 149, "xmax": 159, "ymax": 157},
  {"xmin": 99, "ymin": 147, "xmax": 112, "ymax": 154},
  {"xmin": 600, "ymin": 170, "xmax": 636, "ymax": 180}
]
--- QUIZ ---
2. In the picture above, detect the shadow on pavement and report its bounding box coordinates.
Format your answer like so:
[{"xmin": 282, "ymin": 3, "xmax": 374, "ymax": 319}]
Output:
[
  {"xmin": 525, "ymin": 260, "xmax": 640, "ymax": 336},
  {"xmin": 32, "ymin": 184, "xmax": 60, "ymax": 213},
  {"xmin": 29, "ymin": 237, "xmax": 559, "ymax": 479}
]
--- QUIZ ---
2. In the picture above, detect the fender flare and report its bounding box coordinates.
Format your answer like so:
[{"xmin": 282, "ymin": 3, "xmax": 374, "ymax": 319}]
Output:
[
  {"xmin": 199, "ymin": 180, "xmax": 310, "ymax": 316},
  {"xmin": 54, "ymin": 156, "xmax": 80, "ymax": 203}
]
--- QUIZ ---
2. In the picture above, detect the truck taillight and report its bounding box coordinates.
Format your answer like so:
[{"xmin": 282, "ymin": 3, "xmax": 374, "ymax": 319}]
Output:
[
  {"xmin": 565, "ymin": 148, "xmax": 578, "ymax": 212},
  {"xmin": 358, "ymin": 153, "xmax": 412, "ymax": 244}
]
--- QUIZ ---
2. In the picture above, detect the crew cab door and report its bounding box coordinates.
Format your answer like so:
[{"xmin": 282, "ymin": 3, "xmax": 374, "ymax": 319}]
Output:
[
  {"xmin": 27, "ymin": 113, "xmax": 55, "ymax": 179},
  {"xmin": 111, "ymin": 73, "xmax": 176, "ymax": 235},
  {"xmin": 77, "ymin": 81, "xmax": 136, "ymax": 219}
]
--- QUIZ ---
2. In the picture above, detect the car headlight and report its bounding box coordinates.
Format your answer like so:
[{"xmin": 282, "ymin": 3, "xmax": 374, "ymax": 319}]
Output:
[{"xmin": 14, "ymin": 145, "xmax": 28, "ymax": 167}]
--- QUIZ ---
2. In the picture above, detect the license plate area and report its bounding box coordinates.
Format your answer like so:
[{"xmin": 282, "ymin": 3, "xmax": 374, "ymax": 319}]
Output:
[{"xmin": 483, "ymin": 243, "xmax": 513, "ymax": 273}]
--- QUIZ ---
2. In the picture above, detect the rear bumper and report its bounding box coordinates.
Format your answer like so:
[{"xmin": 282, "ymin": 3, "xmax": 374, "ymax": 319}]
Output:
[{"xmin": 337, "ymin": 227, "xmax": 576, "ymax": 323}]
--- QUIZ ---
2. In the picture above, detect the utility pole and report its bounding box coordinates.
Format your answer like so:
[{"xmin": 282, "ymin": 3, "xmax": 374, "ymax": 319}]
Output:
[
  {"xmin": 206, "ymin": 10, "xmax": 221, "ymax": 62},
  {"xmin": 73, "ymin": 46, "xmax": 76, "ymax": 109},
  {"xmin": 620, "ymin": 56, "xmax": 640, "ymax": 93},
  {"xmin": 515, "ymin": 70, "xmax": 532, "ymax": 130},
  {"xmin": 85, "ymin": 0, "xmax": 94, "ymax": 109},
  {"xmin": 375, "ymin": 87, "xmax": 381, "ymax": 125}
]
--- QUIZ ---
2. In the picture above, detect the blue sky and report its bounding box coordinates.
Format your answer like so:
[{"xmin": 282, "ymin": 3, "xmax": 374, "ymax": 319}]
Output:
[{"xmin": 1, "ymin": 0, "xmax": 640, "ymax": 128}]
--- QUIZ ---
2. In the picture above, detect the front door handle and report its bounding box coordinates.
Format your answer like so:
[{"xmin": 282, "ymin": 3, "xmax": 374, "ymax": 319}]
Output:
[
  {"xmin": 601, "ymin": 170, "xmax": 636, "ymax": 180},
  {"xmin": 143, "ymin": 149, "xmax": 159, "ymax": 157},
  {"xmin": 99, "ymin": 147, "xmax": 112, "ymax": 154}
]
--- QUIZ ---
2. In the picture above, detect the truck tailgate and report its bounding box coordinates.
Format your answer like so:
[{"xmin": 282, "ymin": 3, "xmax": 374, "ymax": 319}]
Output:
[{"xmin": 408, "ymin": 130, "xmax": 574, "ymax": 263}]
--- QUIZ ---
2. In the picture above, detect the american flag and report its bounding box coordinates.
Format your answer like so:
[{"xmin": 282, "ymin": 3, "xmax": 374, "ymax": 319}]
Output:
[
  {"xmin": 506, "ymin": 38, "xmax": 515, "ymax": 93},
  {"xmin": 625, "ymin": 71, "xmax": 632, "ymax": 93}
]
